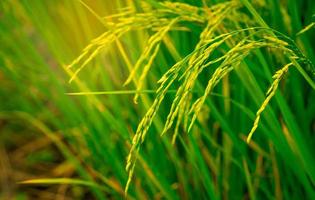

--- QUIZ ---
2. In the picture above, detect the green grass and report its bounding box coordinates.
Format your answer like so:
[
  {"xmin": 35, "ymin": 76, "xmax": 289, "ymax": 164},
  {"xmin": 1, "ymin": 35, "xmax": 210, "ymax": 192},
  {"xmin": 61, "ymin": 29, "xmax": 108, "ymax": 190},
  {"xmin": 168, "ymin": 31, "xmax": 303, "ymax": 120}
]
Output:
[{"xmin": 0, "ymin": 0, "xmax": 314, "ymax": 199}]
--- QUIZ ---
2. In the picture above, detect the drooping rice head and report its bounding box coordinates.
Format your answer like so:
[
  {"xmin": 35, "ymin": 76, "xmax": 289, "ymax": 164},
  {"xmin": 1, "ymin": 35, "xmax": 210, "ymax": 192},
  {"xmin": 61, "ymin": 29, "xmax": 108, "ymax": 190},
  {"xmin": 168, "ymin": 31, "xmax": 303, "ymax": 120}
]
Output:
[{"xmin": 66, "ymin": 0, "xmax": 315, "ymax": 195}]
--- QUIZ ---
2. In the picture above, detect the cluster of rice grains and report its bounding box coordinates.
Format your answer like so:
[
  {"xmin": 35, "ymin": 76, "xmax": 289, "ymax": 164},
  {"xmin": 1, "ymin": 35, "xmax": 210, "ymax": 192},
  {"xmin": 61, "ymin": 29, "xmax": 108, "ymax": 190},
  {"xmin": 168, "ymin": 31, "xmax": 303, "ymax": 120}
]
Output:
[{"xmin": 66, "ymin": 0, "xmax": 314, "ymax": 195}]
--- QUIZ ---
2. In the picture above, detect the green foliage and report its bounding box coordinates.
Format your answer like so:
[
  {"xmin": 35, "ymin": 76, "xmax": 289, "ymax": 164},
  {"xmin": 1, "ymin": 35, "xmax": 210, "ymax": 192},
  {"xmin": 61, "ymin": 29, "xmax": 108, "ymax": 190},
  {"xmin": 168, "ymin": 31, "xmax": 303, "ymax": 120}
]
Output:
[{"xmin": 0, "ymin": 0, "xmax": 314, "ymax": 199}]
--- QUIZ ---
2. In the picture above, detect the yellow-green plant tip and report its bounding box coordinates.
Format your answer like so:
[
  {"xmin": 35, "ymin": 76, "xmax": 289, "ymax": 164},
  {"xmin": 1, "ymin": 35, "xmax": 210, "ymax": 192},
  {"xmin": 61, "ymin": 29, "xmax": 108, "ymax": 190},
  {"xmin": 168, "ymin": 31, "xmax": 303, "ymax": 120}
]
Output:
[
  {"xmin": 246, "ymin": 63, "xmax": 292, "ymax": 143},
  {"xmin": 296, "ymin": 22, "xmax": 315, "ymax": 36}
]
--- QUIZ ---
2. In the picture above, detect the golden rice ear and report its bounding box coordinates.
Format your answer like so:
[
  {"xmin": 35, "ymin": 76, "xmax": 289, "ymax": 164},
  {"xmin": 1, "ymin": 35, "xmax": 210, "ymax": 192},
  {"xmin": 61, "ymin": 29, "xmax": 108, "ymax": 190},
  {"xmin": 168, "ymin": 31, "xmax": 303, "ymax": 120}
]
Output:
[
  {"xmin": 161, "ymin": 4, "xmax": 237, "ymax": 138},
  {"xmin": 124, "ymin": 11, "xmax": 237, "ymax": 182},
  {"xmin": 53, "ymin": 0, "xmax": 315, "ymax": 197},
  {"xmin": 246, "ymin": 63, "xmax": 292, "ymax": 143},
  {"xmin": 70, "ymin": 1, "xmax": 308, "ymax": 197},
  {"xmin": 187, "ymin": 36, "xmax": 255, "ymax": 132},
  {"xmin": 123, "ymin": 18, "xmax": 179, "ymax": 103}
]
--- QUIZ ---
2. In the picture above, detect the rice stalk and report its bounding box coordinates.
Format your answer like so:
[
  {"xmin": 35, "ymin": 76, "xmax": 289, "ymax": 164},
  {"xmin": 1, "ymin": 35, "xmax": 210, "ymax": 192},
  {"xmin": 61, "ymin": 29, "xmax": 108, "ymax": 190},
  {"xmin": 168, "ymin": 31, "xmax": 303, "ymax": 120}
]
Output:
[
  {"xmin": 123, "ymin": 25, "xmax": 309, "ymax": 192},
  {"xmin": 65, "ymin": 0, "xmax": 315, "ymax": 196}
]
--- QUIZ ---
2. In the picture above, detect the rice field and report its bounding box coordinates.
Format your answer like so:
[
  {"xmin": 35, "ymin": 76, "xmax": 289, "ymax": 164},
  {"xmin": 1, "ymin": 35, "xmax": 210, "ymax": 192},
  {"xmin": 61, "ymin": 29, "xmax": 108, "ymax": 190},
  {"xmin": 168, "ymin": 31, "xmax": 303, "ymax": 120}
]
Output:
[{"xmin": 0, "ymin": 0, "xmax": 314, "ymax": 199}]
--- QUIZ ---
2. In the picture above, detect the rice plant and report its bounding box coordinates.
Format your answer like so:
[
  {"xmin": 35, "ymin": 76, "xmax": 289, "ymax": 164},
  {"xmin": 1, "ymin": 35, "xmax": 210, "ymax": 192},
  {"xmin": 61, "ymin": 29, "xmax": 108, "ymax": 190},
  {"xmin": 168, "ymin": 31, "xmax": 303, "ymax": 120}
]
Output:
[{"xmin": 1, "ymin": 0, "xmax": 315, "ymax": 199}]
